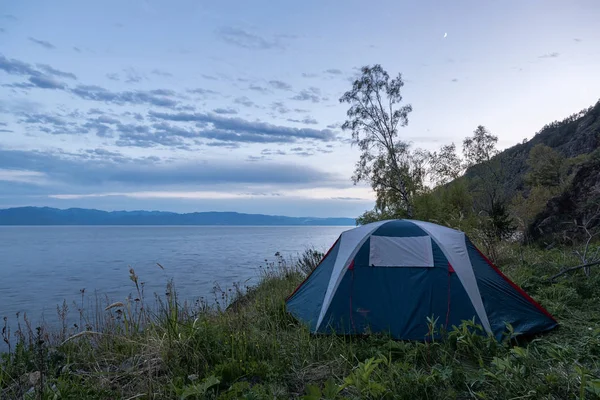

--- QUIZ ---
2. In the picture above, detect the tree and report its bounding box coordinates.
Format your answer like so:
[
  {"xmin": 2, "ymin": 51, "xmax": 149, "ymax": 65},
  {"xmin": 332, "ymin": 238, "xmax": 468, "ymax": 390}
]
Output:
[
  {"xmin": 429, "ymin": 143, "xmax": 464, "ymax": 186},
  {"xmin": 340, "ymin": 65, "xmax": 416, "ymax": 217},
  {"xmin": 526, "ymin": 144, "xmax": 564, "ymax": 187},
  {"xmin": 462, "ymin": 125, "xmax": 498, "ymax": 167}
]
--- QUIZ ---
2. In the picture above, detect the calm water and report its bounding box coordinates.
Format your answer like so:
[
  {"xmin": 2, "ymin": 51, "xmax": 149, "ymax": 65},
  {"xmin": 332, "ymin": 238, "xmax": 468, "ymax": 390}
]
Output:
[{"xmin": 0, "ymin": 226, "xmax": 348, "ymax": 324}]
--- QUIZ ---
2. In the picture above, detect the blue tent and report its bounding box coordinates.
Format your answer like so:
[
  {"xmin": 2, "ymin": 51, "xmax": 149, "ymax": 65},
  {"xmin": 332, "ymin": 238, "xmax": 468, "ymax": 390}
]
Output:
[{"xmin": 286, "ymin": 219, "xmax": 557, "ymax": 341}]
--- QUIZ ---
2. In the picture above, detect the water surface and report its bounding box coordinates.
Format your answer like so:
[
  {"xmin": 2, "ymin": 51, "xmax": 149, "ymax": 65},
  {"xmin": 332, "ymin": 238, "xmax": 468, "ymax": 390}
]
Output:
[{"xmin": 0, "ymin": 226, "xmax": 348, "ymax": 323}]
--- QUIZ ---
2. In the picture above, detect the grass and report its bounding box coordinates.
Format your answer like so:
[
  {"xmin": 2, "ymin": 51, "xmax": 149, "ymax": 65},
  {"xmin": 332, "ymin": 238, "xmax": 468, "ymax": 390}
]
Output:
[{"xmin": 1, "ymin": 244, "xmax": 600, "ymax": 399}]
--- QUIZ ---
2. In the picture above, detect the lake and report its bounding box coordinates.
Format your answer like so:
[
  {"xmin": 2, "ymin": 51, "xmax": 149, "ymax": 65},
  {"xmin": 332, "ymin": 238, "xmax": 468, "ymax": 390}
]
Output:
[{"xmin": 0, "ymin": 225, "xmax": 349, "ymax": 326}]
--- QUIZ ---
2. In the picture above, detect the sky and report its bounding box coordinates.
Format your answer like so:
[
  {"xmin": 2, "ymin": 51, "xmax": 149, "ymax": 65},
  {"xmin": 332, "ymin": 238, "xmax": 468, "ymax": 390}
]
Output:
[{"xmin": 1, "ymin": 0, "xmax": 599, "ymax": 218}]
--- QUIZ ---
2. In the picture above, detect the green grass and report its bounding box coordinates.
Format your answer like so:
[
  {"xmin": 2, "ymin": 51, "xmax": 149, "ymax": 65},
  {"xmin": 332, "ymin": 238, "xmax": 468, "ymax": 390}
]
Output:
[{"xmin": 1, "ymin": 245, "xmax": 600, "ymax": 399}]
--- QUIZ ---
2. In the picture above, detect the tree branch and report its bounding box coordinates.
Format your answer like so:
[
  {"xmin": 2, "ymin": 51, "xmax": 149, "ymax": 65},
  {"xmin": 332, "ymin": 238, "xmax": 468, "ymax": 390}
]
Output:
[{"xmin": 546, "ymin": 260, "xmax": 600, "ymax": 281}]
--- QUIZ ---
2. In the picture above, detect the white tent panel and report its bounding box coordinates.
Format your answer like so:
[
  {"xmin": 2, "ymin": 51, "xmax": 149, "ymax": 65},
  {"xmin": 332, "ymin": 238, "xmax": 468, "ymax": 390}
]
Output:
[{"xmin": 369, "ymin": 235, "xmax": 434, "ymax": 267}]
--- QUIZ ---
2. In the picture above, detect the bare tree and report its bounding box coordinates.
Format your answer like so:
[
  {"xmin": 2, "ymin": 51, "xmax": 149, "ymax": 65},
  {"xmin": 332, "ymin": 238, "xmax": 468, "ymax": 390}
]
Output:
[{"xmin": 340, "ymin": 65, "xmax": 415, "ymax": 217}]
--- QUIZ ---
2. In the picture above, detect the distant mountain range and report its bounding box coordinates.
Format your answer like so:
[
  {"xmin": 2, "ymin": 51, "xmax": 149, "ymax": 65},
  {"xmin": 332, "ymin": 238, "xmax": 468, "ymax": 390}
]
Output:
[{"xmin": 0, "ymin": 207, "xmax": 356, "ymax": 226}]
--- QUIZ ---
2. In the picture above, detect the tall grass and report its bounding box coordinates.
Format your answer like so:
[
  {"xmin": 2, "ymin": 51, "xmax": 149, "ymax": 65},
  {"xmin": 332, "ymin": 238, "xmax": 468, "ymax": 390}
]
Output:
[{"xmin": 1, "ymin": 245, "xmax": 600, "ymax": 399}]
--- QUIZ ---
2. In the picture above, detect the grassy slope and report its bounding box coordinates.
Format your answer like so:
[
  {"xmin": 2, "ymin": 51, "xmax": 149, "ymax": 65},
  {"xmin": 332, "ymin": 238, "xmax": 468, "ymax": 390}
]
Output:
[{"xmin": 1, "ymin": 246, "xmax": 600, "ymax": 399}]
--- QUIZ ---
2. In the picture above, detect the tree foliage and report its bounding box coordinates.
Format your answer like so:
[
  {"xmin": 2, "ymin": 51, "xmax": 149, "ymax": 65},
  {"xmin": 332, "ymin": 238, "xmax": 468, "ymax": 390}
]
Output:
[
  {"xmin": 340, "ymin": 64, "xmax": 417, "ymax": 217},
  {"xmin": 526, "ymin": 144, "xmax": 564, "ymax": 187},
  {"xmin": 463, "ymin": 125, "xmax": 499, "ymax": 167}
]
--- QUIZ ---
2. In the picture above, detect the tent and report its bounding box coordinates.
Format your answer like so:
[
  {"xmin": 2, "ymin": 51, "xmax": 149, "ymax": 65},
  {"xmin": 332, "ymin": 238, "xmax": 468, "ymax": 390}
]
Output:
[{"xmin": 285, "ymin": 219, "xmax": 558, "ymax": 341}]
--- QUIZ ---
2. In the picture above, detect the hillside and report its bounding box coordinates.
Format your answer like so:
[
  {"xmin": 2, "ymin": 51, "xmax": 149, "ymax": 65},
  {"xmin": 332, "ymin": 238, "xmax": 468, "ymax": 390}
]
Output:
[
  {"xmin": 465, "ymin": 99, "xmax": 600, "ymax": 198},
  {"xmin": 0, "ymin": 207, "xmax": 356, "ymax": 226}
]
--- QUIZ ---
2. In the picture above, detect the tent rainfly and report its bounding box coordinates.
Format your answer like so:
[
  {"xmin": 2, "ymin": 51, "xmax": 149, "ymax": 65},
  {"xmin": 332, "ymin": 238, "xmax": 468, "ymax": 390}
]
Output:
[{"xmin": 285, "ymin": 219, "xmax": 558, "ymax": 341}]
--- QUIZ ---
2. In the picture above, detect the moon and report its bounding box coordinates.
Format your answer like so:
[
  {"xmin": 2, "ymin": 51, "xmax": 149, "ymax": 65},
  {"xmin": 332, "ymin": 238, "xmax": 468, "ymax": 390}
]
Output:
[{"xmin": 444, "ymin": 32, "xmax": 447, "ymax": 38}]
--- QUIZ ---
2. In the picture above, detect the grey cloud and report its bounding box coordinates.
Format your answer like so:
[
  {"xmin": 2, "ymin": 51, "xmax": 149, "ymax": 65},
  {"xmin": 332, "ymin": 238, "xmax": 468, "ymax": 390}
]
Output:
[
  {"xmin": 247, "ymin": 155, "xmax": 267, "ymax": 162},
  {"xmin": 216, "ymin": 27, "xmax": 283, "ymax": 50},
  {"xmin": 269, "ymin": 80, "xmax": 292, "ymax": 91},
  {"xmin": 271, "ymin": 101, "xmax": 290, "ymax": 114},
  {"xmin": 326, "ymin": 123, "xmax": 340, "ymax": 129},
  {"xmin": 451, "ymin": 78, "xmax": 458, "ymax": 82},
  {"xmin": 574, "ymin": 38, "xmax": 582, "ymax": 42},
  {"xmin": 83, "ymin": 121, "xmax": 112, "ymax": 137},
  {"xmin": 331, "ymin": 197, "xmax": 363, "ymax": 201},
  {"xmin": 28, "ymin": 75, "xmax": 66, "ymax": 89},
  {"xmin": 287, "ymin": 117, "xmax": 318, "ymax": 125},
  {"xmin": 324, "ymin": 69, "xmax": 342, "ymax": 75},
  {"xmin": 73, "ymin": 47, "xmax": 82, "ymax": 53},
  {"xmin": 249, "ymin": 84, "xmax": 269, "ymax": 93},
  {"xmin": 291, "ymin": 87, "xmax": 322, "ymax": 103},
  {"xmin": 302, "ymin": 73, "xmax": 318, "ymax": 78},
  {"xmin": 201, "ymin": 74, "xmax": 218, "ymax": 80},
  {"xmin": 106, "ymin": 73, "xmax": 120, "ymax": 81},
  {"xmin": 21, "ymin": 113, "xmax": 68, "ymax": 126},
  {"xmin": 2, "ymin": 15, "xmax": 18, "ymax": 21},
  {"xmin": 0, "ymin": 129, "xmax": 13, "ymax": 133},
  {"xmin": 0, "ymin": 148, "xmax": 343, "ymax": 191},
  {"xmin": 261, "ymin": 149, "xmax": 287, "ymax": 156},
  {"xmin": 187, "ymin": 88, "xmax": 218, "ymax": 96},
  {"xmin": 151, "ymin": 69, "xmax": 173, "ymax": 77},
  {"xmin": 0, "ymin": 28, "xmax": 5, "ymax": 33},
  {"xmin": 87, "ymin": 108, "xmax": 104, "ymax": 115},
  {"xmin": 0, "ymin": 54, "xmax": 40, "ymax": 76},
  {"xmin": 539, "ymin": 52, "xmax": 560, "ymax": 58},
  {"xmin": 148, "ymin": 110, "xmax": 337, "ymax": 143},
  {"xmin": 234, "ymin": 96, "xmax": 255, "ymax": 107},
  {"xmin": 28, "ymin": 37, "xmax": 56, "ymax": 49},
  {"xmin": 36, "ymin": 64, "xmax": 77, "ymax": 80},
  {"xmin": 123, "ymin": 68, "xmax": 144, "ymax": 83},
  {"xmin": 213, "ymin": 108, "xmax": 238, "ymax": 115},
  {"xmin": 71, "ymin": 85, "xmax": 178, "ymax": 107},
  {"xmin": 204, "ymin": 142, "xmax": 240, "ymax": 149},
  {"xmin": 0, "ymin": 122, "xmax": 7, "ymax": 126}
]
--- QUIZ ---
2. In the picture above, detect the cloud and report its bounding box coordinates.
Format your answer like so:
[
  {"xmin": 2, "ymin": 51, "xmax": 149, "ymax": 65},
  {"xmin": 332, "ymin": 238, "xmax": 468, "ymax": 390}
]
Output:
[
  {"xmin": 28, "ymin": 75, "xmax": 66, "ymax": 89},
  {"xmin": 331, "ymin": 197, "xmax": 364, "ymax": 201},
  {"xmin": 201, "ymin": 74, "xmax": 218, "ymax": 80},
  {"xmin": 0, "ymin": 55, "xmax": 74, "ymax": 89},
  {"xmin": 2, "ymin": 14, "xmax": 18, "ymax": 21},
  {"xmin": 204, "ymin": 142, "xmax": 240, "ymax": 149},
  {"xmin": 28, "ymin": 37, "xmax": 56, "ymax": 49},
  {"xmin": 249, "ymin": 84, "xmax": 269, "ymax": 93},
  {"xmin": 291, "ymin": 87, "xmax": 323, "ymax": 103},
  {"xmin": 234, "ymin": 96, "xmax": 255, "ymax": 107},
  {"xmin": 148, "ymin": 110, "xmax": 337, "ymax": 144},
  {"xmin": 106, "ymin": 73, "xmax": 120, "ymax": 81},
  {"xmin": 187, "ymin": 88, "xmax": 218, "ymax": 96},
  {"xmin": 271, "ymin": 102, "xmax": 290, "ymax": 114},
  {"xmin": 538, "ymin": 52, "xmax": 560, "ymax": 59},
  {"xmin": 36, "ymin": 64, "xmax": 77, "ymax": 80},
  {"xmin": 73, "ymin": 47, "xmax": 82, "ymax": 53},
  {"xmin": 301, "ymin": 73, "xmax": 318, "ymax": 78},
  {"xmin": 287, "ymin": 117, "xmax": 318, "ymax": 125},
  {"xmin": 151, "ymin": 69, "xmax": 173, "ymax": 77},
  {"xmin": 261, "ymin": 149, "xmax": 287, "ymax": 156},
  {"xmin": 123, "ymin": 67, "xmax": 144, "ymax": 83},
  {"xmin": 216, "ymin": 27, "xmax": 283, "ymax": 50},
  {"xmin": 0, "ymin": 148, "xmax": 343, "ymax": 193},
  {"xmin": 269, "ymin": 80, "xmax": 292, "ymax": 91},
  {"xmin": 324, "ymin": 69, "xmax": 342, "ymax": 75},
  {"xmin": 71, "ymin": 85, "xmax": 178, "ymax": 107},
  {"xmin": 213, "ymin": 108, "xmax": 238, "ymax": 115},
  {"xmin": 0, "ymin": 28, "xmax": 5, "ymax": 34},
  {"xmin": 451, "ymin": 78, "xmax": 458, "ymax": 82},
  {"xmin": 574, "ymin": 38, "xmax": 582, "ymax": 42},
  {"xmin": 0, "ymin": 54, "xmax": 40, "ymax": 76}
]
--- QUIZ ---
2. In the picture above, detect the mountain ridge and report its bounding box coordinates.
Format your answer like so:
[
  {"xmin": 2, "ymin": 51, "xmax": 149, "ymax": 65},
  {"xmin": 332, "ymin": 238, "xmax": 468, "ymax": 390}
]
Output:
[{"xmin": 0, "ymin": 207, "xmax": 356, "ymax": 226}]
